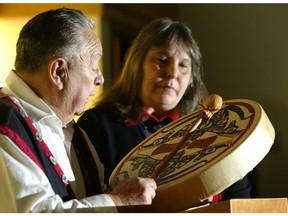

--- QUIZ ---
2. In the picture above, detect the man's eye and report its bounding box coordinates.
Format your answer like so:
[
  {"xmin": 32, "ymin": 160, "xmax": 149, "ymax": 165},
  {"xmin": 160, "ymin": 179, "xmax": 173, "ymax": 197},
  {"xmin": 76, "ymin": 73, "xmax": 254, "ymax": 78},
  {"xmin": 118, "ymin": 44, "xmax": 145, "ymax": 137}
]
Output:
[{"xmin": 92, "ymin": 68, "xmax": 98, "ymax": 75}]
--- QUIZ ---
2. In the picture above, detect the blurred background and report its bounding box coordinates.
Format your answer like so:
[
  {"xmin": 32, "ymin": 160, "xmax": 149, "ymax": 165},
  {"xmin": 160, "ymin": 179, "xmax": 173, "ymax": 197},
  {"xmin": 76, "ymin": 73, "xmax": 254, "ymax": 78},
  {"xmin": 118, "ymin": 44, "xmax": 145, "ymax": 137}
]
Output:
[{"xmin": 1, "ymin": 3, "xmax": 287, "ymax": 199}]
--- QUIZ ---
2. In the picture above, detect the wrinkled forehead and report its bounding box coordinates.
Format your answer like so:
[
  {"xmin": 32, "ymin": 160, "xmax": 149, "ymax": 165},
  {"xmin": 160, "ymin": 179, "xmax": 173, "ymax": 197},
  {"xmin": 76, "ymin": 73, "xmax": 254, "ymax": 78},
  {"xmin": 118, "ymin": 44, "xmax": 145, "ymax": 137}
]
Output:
[{"xmin": 82, "ymin": 29, "xmax": 102, "ymax": 56}]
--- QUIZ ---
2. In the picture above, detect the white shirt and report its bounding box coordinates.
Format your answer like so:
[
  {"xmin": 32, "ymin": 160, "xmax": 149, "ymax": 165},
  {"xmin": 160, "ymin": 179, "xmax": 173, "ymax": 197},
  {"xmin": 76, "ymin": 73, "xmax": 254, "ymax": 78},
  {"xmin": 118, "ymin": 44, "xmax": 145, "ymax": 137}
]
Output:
[{"xmin": 0, "ymin": 71, "xmax": 117, "ymax": 213}]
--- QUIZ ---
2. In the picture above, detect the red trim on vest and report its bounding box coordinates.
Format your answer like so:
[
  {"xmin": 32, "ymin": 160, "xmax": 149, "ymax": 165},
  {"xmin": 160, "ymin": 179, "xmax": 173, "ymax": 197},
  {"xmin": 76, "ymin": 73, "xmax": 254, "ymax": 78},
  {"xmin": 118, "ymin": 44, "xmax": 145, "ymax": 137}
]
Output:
[
  {"xmin": 0, "ymin": 124, "xmax": 45, "ymax": 173},
  {"xmin": 211, "ymin": 192, "xmax": 223, "ymax": 203},
  {"xmin": 22, "ymin": 114, "xmax": 70, "ymax": 187},
  {"xmin": 0, "ymin": 93, "xmax": 70, "ymax": 188}
]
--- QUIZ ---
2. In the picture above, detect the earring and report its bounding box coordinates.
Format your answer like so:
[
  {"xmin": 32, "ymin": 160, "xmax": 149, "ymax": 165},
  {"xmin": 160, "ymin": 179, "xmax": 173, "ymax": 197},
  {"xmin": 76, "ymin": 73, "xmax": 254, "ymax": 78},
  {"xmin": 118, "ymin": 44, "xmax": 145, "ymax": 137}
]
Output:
[{"xmin": 189, "ymin": 78, "xmax": 194, "ymax": 88}]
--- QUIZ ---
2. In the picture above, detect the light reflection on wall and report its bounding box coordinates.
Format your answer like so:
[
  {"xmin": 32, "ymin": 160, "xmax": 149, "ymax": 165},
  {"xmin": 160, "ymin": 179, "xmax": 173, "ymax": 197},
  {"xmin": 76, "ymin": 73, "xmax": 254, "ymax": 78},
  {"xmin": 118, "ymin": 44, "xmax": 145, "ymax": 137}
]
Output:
[{"xmin": 0, "ymin": 17, "xmax": 27, "ymax": 87}]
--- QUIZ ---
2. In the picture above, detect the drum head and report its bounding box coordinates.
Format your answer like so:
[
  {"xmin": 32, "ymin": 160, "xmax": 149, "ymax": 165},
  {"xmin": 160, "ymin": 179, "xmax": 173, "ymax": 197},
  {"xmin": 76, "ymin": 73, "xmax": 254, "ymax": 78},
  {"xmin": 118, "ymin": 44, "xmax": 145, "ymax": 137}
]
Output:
[{"xmin": 110, "ymin": 99, "xmax": 275, "ymax": 212}]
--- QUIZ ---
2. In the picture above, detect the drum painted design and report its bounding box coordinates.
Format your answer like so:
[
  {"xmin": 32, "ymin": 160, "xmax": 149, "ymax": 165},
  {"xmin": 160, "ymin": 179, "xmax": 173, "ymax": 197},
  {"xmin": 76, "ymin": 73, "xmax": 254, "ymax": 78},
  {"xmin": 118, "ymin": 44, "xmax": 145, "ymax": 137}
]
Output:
[{"xmin": 110, "ymin": 99, "xmax": 275, "ymax": 212}]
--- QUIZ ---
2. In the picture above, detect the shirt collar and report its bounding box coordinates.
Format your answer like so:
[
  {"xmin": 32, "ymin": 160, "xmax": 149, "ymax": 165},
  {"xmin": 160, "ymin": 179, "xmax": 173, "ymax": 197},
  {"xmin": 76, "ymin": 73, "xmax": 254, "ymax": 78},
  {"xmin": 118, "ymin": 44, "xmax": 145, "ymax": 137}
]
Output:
[
  {"xmin": 143, "ymin": 108, "xmax": 180, "ymax": 122},
  {"xmin": 126, "ymin": 108, "xmax": 180, "ymax": 127},
  {"xmin": 4, "ymin": 70, "xmax": 60, "ymax": 124}
]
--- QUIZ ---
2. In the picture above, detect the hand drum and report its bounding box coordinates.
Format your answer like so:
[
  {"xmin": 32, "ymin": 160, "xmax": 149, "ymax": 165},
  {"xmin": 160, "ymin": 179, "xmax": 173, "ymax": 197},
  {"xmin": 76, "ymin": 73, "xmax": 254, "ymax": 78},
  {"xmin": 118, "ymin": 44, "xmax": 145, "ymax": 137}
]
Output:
[{"xmin": 110, "ymin": 99, "xmax": 275, "ymax": 212}]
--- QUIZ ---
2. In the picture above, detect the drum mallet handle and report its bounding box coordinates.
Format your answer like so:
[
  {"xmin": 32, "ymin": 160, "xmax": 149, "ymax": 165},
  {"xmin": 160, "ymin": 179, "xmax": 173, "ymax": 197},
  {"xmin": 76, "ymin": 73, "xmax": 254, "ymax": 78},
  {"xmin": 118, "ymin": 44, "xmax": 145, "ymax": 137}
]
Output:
[{"xmin": 150, "ymin": 94, "xmax": 223, "ymax": 180}]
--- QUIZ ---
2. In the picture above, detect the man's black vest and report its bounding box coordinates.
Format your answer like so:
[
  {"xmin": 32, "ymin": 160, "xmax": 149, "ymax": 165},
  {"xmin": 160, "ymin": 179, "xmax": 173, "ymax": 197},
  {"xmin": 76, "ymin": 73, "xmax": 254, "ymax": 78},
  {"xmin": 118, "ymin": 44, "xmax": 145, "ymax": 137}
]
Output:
[{"xmin": 0, "ymin": 94, "xmax": 102, "ymax": 201}]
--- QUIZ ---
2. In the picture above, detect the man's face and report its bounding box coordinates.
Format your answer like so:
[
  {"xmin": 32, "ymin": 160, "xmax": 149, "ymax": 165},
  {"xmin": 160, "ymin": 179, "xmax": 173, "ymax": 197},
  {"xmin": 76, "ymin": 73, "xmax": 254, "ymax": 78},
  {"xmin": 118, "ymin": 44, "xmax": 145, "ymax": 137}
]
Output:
[{"xmin": 64, "ymin": 30, "xmax": 104, "ymax": 118}]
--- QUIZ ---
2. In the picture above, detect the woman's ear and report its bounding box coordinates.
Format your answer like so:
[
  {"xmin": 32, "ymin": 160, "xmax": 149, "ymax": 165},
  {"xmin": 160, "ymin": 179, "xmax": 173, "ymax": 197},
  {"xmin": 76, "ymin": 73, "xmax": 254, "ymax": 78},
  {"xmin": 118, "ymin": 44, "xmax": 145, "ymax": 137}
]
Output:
[{"xmin": 48, "ymin": 58, "xmax": 67, "ymax": 90}]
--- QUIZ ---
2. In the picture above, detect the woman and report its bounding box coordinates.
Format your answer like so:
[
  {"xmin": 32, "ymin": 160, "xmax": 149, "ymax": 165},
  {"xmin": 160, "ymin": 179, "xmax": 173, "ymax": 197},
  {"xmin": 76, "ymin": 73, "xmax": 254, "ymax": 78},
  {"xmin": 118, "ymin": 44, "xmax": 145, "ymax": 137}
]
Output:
[{"xmin": 78, "ymin": 18, "xmax": 251, "ymax": 205}]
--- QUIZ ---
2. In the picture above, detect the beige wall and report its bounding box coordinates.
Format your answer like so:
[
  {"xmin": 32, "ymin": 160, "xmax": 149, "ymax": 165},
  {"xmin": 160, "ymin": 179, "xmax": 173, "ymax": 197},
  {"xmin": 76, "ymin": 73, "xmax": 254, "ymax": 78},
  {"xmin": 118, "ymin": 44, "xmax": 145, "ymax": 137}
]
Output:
[
  {"xmin": 0, "ymin": 4, "xmax": 103, "ymax": 113},
  {"xmin": 179, "ymin": 4, "xmax": 288, "ymax": 198},
  {"xmin": 0, "ymin": 16, "xmax": 24, "ymax": 86}
]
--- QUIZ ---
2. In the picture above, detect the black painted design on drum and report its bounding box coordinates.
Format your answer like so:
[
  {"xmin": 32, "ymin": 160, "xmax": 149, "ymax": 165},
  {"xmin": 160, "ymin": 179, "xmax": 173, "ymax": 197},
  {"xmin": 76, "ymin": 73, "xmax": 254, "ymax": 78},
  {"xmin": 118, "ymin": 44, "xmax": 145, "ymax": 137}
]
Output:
[{"xmin": 112, "ymin": 103, "xmax": 255, "ymax": 185}]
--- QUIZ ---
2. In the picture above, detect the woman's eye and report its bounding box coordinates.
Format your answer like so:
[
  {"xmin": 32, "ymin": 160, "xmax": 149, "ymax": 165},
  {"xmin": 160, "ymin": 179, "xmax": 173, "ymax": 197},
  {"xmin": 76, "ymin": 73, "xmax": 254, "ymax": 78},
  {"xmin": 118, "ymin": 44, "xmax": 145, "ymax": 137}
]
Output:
[
  {"xmin": 157, "ymin": 58, "xmax": 167, "ymax": 63},
  {"xmin": 179, "ymin": 63, "xmax": 191, "ymax": 73},
  {"xmin": 180, "ymin": 63, "xmax": 188, "ymax": 68},
  {"xmin": 179, "ymin": 61, "xmax": 191, "ymax": 70}
]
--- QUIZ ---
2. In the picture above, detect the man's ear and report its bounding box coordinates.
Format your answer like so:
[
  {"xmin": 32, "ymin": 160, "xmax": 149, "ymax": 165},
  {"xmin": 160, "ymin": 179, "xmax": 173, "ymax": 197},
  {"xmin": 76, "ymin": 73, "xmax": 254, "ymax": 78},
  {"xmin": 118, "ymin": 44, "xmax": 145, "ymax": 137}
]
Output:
[{"xmin": 48, "ymin": 58, "xmax": 67, "ymax": 90}]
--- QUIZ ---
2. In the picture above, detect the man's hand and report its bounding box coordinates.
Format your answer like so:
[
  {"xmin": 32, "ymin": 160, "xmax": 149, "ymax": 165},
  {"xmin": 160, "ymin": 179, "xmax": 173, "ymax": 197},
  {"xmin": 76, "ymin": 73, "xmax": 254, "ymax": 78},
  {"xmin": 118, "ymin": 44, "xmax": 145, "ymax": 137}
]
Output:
[{"xmin": 108, "ymin": 177, "xmax": 157, "ymax": 206}]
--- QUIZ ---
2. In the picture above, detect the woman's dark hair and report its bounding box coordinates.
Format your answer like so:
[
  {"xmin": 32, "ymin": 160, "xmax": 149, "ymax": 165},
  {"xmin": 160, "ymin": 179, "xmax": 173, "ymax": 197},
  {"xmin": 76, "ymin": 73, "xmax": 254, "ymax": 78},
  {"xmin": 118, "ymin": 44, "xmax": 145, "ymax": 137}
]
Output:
[{"xmin": 96, "ymin": 17, "xmax": 208, "ymax": 121}]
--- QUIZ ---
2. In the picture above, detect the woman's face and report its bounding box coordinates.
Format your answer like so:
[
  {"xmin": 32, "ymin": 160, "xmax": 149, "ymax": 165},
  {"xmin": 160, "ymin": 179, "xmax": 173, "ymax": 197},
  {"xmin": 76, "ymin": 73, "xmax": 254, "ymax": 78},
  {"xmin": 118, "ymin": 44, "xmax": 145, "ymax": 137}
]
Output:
[{"xmin": 140, "ymin": 43, "xmax": 192, "ymax": 117}]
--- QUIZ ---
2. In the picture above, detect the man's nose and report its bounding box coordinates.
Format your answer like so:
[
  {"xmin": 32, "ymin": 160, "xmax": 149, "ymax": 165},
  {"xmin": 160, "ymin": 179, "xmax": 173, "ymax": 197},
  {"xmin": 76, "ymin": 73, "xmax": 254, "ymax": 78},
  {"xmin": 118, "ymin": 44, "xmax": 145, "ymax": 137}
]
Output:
[{"xmin": 95, "ymin": 70, "xmax": 104, "ymax": 86}]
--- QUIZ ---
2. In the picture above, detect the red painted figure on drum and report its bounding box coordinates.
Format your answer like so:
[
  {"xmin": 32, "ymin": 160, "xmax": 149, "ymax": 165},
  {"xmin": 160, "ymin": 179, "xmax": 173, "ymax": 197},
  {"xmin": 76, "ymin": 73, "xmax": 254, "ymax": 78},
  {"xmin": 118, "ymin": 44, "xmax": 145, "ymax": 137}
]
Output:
[
  {"xmin": 78, "ymin": 18, "xmax": 252, "ymax": 212},
  {"xmin": 110, "ymin": 98, "xmax": 275, "ymax": 212}
]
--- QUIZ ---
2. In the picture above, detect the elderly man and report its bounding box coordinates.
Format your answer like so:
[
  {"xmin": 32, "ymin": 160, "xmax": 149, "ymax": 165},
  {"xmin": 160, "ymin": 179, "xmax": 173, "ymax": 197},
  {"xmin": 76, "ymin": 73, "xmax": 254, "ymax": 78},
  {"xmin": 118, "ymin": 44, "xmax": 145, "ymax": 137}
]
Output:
[{"xmin": 0, "ymin": 8, "xmax": 156, "ymax": 213}]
